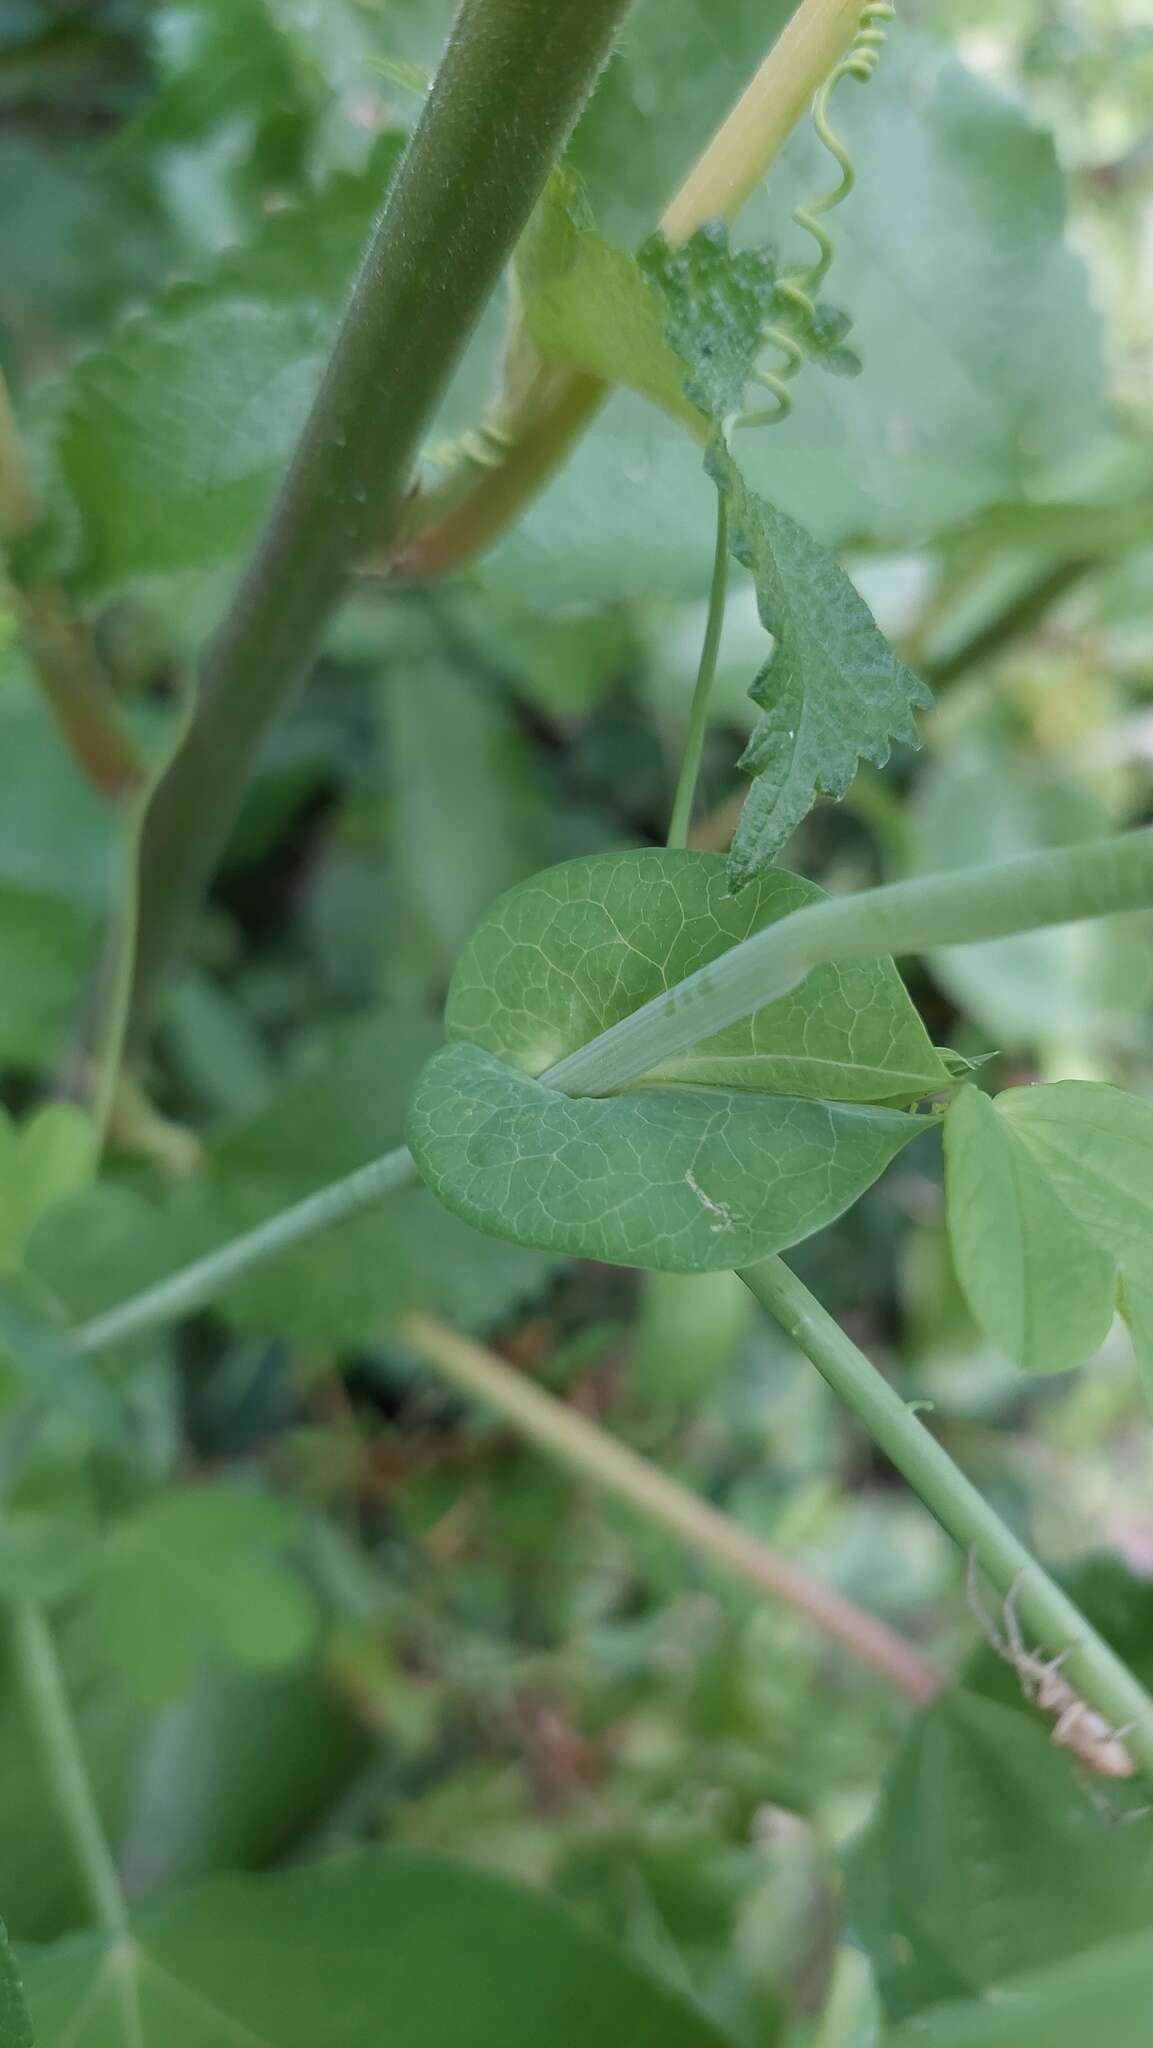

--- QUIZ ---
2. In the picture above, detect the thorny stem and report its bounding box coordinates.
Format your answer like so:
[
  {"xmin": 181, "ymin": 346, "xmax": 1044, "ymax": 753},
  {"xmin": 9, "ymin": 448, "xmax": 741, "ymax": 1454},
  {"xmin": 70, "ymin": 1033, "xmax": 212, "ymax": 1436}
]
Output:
[
  {"xmin": 401, "ymin": 1313, "xmax": 940, "ymax": 1702},
  {"xmin": 666, "ymin": 490, "xmax": 730, "ymax": 850},
  {"xmin": 393, "ymin": 0, "xmax": 869, "ymax": 582},
  {"xmin": 76, "ymin": 829, "xmax": 1153, "ymax": 1350},
  {"xmin": 125, "ymin": 0, "xmax": 636, "ymax": 1048},
  {"xmin": 741, "ymin": 1258, "xmax": 1153, "ymax": 1782}
]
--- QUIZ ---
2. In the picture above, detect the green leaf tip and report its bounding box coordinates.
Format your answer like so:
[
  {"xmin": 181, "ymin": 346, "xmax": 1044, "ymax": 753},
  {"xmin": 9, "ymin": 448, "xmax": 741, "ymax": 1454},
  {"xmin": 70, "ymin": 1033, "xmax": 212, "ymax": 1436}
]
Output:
[{"xmin": 709, "ymin": 443, "xmax": 932, "ymax": 884}]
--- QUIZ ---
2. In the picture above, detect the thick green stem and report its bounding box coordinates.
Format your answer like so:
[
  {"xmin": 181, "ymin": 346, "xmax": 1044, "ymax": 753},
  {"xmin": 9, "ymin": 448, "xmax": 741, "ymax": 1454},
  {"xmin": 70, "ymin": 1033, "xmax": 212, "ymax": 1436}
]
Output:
[
  {"xmin": 666, "ymin": 490, "xmax": 729, "ymax": 849},
  {"xmin": 11, "ymin": 1603, "xmax": 130, "ymax": 1936},
  {"xmin": 126, "ymin": 0, "xmax": 635, "ymax": 1047},
  {"xmin": 396, "ymin": 0, "xmax": 867, "ymax": 583},
  {"xmin": 546, "ymin": 827, "xmax": 1153, "ymax": 1097},
  {"xmin": 741, "ymin": 1258, "xmax": 1153, "ymax": 1781},
  {"xmin": 403, "ymin": 1312, "xmax": 941, "ymax": 1701}
]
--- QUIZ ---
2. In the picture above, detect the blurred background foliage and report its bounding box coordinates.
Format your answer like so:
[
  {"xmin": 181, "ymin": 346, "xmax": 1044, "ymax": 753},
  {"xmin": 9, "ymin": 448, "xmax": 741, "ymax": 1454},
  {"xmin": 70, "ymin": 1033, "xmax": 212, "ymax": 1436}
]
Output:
[{"xmin": 2, "ymin": 2, "xmax": 1153, "ymax": 2042}]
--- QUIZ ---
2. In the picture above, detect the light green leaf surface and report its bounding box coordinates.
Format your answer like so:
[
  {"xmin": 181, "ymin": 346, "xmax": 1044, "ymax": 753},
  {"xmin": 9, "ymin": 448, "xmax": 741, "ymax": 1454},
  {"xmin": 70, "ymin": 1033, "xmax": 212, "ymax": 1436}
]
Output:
[
  {"xmin": 410, "ymin": 1039, "xmax": 922, "ymax": 1273},
  {"xmin": 943, "ymin": 1086, "xmax": 1116, "ymax": 1374},
  {"xmin": 0, "ymin": 1920, "xmax": 32, "ymax": 2048},
  {"xmin": 885, "ymin": 1932, "xmax": 1153, "ymax": 2048},
  {"xmin": 712, "ymin": 447, "xmax": 931, "ymax": 881},
  {"xmin": 847, "ymin": 1688, "xmax": 1153, "ymax": 2027},
  {"xmin": 21, "ymin": 1850, "xmax": 731, "ymax": 2048},
  {"xmin": 91, "ymin": 1487, "xmax": 316, "ymax": 1704},
  {"xmin": 945, "ymin": 1081, "xmax": 1153, "ymax": 1377},
  {"xmin": 409, "ymin": 850, "xmax": 935, "ymax": 1271},
  {"xmin": 908, "ymin": 721, "xmax": 1153, "ymax": 1052},
  {"xmin": 445, "ymin": 850, "xmax": 948, "ymax": 1101},
  {"xmin": 517, "ymin": 173, "xmax": 698, "ymax": 429},
  {"xmin": 0, "ymin": 1105, "xmax": 96, "ymax": 1269}
]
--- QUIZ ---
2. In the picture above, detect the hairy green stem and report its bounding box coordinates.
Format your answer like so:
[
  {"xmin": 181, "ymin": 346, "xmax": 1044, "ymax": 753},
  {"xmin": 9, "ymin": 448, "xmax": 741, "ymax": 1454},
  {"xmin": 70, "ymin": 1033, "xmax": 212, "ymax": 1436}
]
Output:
[
  {"xmin": 742, "ymin": 1258, "xmax": 1153, "ymax": 1780},
  {"xmin": 11, "ymin": 1603, "xmax": 132, "ymax": 1937},
  {"xmin": 546, "ymin": 827, "xmax": 1153, "ymax": 1096},
  {"xmin": 402, "ymin": 1312, "xmax": 941, "ymax": 1701},
  {"xmin": 126, "ymin": 0, "xmax": 635, "ymax": 1047},
  {"xmin": 666, "ymin": 491, "xmax": 729, "ymax": 849}
]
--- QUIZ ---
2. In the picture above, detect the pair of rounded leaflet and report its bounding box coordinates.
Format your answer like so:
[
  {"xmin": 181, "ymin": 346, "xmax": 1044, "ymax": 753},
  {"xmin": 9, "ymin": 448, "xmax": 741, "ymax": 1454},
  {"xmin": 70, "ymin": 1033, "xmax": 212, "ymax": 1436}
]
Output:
[{"xmin": 408, "ymin": 850, "xmax": 946, "ymax": 1273}]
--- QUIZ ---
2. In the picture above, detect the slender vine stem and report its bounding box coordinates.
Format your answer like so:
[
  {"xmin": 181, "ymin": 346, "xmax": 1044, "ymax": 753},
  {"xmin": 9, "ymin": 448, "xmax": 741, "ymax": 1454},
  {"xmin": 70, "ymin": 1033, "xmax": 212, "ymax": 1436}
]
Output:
[
  {"xmin": 401, "ymin": 1312, "xmax": 940, "ymax": 1701},
  {"xmin": 545, "ymin": 827, "xmax": 1153, "ymax": 1097},
  {"xmin": 741, "ymin": 1258, "xmax": 1153, "ymax": 1781},
  {"xmin": 75, "ymin": 1145, "xmax": 414, "ymax": 1356},
  {"xmin": 125, "ymin": 0, "xmax": 636, "ymax": 1049},
  {"xmin": 74, "ymin": 828, "xmax": 1153, "ymax": 1352},
  {"xmin": 666, "ymin": 491, "xmax": 730, "ymax": 850},
  {"xmin": 394, "ymin": 0, "xmax": 868, "ymax": 583},
  {"xmin": 11, "ymin": 1603, "xmax": 139, "ymax": 2010}
]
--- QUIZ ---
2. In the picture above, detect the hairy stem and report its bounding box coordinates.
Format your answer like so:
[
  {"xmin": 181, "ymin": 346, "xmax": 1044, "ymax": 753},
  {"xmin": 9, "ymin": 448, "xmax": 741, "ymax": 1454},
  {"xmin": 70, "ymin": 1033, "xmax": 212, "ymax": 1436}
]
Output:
[
  {"xmin": 666, "ymin": 490, "xmax": 729, "ymax": 849},
  {"xmin": 395, "ymin": 0, "xmax": 867, "ymax": 582},
  {"xmin": 402, "ymin": 1311, "xmax": 940, "ymax": 1701},
  {"xmin": 742, "ymin": 1258, "xmax": 1153, "ymax": 1780},
  {"xmin": 11, "ymin": 1603, "xmax": 130, "ymax": 1936},
  {"xmin": 546, "ymin": 827, "xmax": 1153, "ymax": 1096},
  {"xmin": 126, "ymin": 0, "xmax": 635, "ymax": 1047}
]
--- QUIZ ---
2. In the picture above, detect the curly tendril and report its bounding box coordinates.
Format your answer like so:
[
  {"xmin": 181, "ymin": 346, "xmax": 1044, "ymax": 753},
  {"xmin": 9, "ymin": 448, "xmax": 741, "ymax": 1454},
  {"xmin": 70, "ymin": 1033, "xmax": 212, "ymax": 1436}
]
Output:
[{"xmin": 738, "ymin": 2, "xmax": 895, "ymax": 432}]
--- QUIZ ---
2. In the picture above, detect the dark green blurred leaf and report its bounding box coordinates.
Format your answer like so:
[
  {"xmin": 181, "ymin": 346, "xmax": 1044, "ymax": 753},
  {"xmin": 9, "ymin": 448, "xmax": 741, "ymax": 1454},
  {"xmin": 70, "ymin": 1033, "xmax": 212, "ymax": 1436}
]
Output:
[
  {"xmin": 0, "ymin": 1920, "xmax": 32, "ymax": 2048},
  {"xmin": 847, "ymin": 1688, "xmax": 1153, "ymax": 2024},
  {"xmin": 22, "ymin": 1849, "xmax": 734, "ymax": 2047},
  {"xmin": 884, "ymin": 1932, "xmax": 1153, "ymax": 2048}
]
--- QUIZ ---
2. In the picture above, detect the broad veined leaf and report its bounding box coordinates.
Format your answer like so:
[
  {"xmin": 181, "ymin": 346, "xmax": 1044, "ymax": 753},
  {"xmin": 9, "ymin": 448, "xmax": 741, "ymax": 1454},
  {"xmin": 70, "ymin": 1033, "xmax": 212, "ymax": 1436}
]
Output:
[
  {"xmin": 945, "ymin": 1082, "xmax": 1153, "ymax": 1377},
  {"xmin": 943, "ymin": 1087, "xmax": 1116, "ymax": 1374},
  {"xmin": 21, "ymin": 1849, "xmax": 732, "ymax": 2048},
  {"xmin": 846, "ymin": 1688, "xmax": 1153, "ymax": 2028},
  {"xmin": 408, "ymin": 850, "xmax": 938, "ymax": 1273},
  {"xmin": 56, "ymin": 135, "xmax": 403, "ymax": 590},
  {"xmin": 444, "ymin": 850, "xmax": 949, "ymax": 1102},
  {"xmin": 712, "ymin": 446, "xmax": 931, "ymax": 883},
  {"xmin": 408, "ymin": 1041, "xmax": 922, "ymax": 1273},
  {"xmin": 0, "ymin": 1920, "xmax": 32, "ymax": 2048},
  {"xmin": 885, "ymin": 1932, "xmax": 1153, "ymax": 2048},
  {"xmin": 90, "ymin": 1486, "xmax": 316, "ymax": 1705}
]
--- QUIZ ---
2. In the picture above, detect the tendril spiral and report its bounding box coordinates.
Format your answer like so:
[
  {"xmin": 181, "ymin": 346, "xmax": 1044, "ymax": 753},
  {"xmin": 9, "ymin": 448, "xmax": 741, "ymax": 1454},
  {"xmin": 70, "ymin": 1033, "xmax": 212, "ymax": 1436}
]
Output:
[{"xmin": 739, "ymin": 3, "xmax": 895, "ymax": 431}]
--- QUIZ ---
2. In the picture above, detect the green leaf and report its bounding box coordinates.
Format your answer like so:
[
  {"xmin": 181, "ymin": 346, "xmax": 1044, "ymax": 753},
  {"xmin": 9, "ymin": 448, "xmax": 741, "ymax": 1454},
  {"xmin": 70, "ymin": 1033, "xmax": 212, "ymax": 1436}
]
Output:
[
  {"xmin": 943, "ymin": 1086, "xmax": 1116, "ymax": 1373},
  {"xmin": 0, "ymin": 1284, "xmax": 124, "ymax": 1443},
  {"xmin": 444, "ymin": 850, "xmax": 949, "ymax": 1102},
  {"xmin": 91, "ymin": 1486, "xmax": 316, "ymax": 1704},
  {"xmin": 517, "ymin": 173, "xmax": 699, "ymax": 430},
  {"xmin": 21, "ymin": 1849, "xmax": 731, "ymax": 2047},
  {"xmin": 885, "ymin": 1932, "xmax": 1153, "ymax": 2048},
  {"xmin": 711, "ymin": 446, "xmax": 931, "ymax": 882},
  {"xmin": 408, "ymin": 850, "xmax": 935, "ymax": 1272},
  {"xmin": 0, "ymin": 1920, "xmax": 32, "ymax": 2048},
  {"xmin": 384, "ymin": 647, "xmax": 550, "ymax": 987},
  {"xmin": 410, "ymin": 1038, "xmax": 923, "ymax": 1273},
  {"xmin": 57, "ymin": 137, "xmax": 402, "ymax": 590},
  {"xmin": 637, "ymin": 223, "xmax": 781, "ymax": 425},
  {"xmin": 847, "ymin": 1688, "xmax": 1153, "ymax": 2026},
  {"xmin": 0, "ymin": 1104, "xmax": 97, "ymax": 1269},
  {"xmin": 945, "ymin": 1082, "xmax": 1153, "ymax": 1377},
  {"xmin": 908, "ymin": 718, "xmax": 1153, "ymax": 1052}
]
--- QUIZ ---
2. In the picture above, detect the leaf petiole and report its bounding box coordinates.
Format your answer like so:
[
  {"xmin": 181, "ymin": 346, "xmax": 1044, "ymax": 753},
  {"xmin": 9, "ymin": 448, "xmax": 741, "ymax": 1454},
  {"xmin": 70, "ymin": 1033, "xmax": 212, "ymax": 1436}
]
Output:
[{"xmin": 666, "ymin": 490, "xmax": 729, "ymax": 849}]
